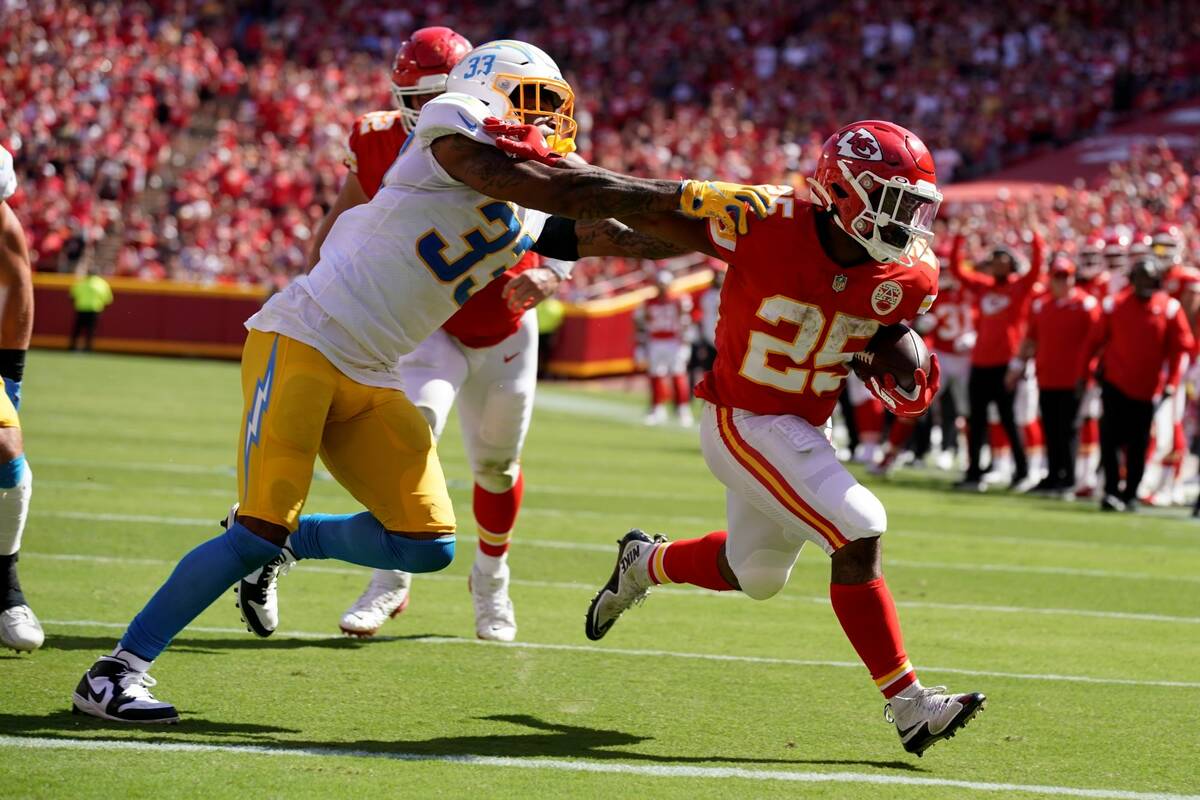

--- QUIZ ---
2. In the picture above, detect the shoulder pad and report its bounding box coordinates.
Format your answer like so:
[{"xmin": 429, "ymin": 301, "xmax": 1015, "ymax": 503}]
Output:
[
  {"xmin": 1102, "ymin": 296, "xmax": 1115, "ymax": 314},
  {"xmin": 413, "ymin": 93, "xmax": 494, "ymax": 147},
  {"xmin": 1166, "ymin": 297, "xmax": 1182, "ymax": 317},
  {"xmin": 1082, "ymin": 294, "xmax": 1097, "ymax": 310},
  {"xmin": 0, "ymin": 145, "xmax": 16, "ymax": 201}
]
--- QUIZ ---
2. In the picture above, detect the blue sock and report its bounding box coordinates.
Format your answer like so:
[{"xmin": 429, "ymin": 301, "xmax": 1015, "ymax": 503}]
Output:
[
  {"xmin": 119, "ymin": 523, "xmax": 281, "ymax": 662},
  {"xmin": 0, "ymin": 454, "xmax": 27, "ymax": 488},
  {"xmin": 289, "ymin": 512, "xmax": 455, "ymax": 573}
]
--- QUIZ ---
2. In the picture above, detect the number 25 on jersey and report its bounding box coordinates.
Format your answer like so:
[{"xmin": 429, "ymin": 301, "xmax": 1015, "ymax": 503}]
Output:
[{"xmin": 740, "ymin": 296, "xmax": 878, "ymax": 394}]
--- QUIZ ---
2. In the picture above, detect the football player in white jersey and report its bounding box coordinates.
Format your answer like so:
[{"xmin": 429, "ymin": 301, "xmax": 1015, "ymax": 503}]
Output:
[
  {"xmin": 0, "ymin": 144, "xmax": 39, "ymax": 653},
  {"xmin": 234, "ymin": 32, "xmax": 694, "ymax": 645},
  {"xmin": 71, "ymin": 39, "xmax": 781, "ymax": 723}
]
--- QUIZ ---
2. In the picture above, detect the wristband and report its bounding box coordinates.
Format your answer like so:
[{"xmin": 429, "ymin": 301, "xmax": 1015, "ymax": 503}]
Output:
[{"xmin": 0, "ymin": 349, "xmax": 26, "ymax": 383}]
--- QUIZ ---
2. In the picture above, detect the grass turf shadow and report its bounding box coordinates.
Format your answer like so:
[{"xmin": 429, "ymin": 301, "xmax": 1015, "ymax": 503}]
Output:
[{"xmin": 0, "ymin": 711, "xmax": 923, "ymax": 771}]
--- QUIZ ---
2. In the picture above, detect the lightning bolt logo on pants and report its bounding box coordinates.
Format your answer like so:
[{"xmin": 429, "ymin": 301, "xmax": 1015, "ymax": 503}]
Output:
[{"xmin": 242, "ymin": 336, "xmax": 279, "ymax": 497}]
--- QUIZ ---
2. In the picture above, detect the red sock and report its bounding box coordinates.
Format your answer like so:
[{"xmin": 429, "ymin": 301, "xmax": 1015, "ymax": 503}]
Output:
[
  {"xmin": 1079, "ymin": 417, "xmax": 1098, "ymax": 447},
  {"xmin": 887, "ymin": 419, "xmax": 914, "ymax": 449},
  {"xmin": 474, "ymin": 472, "xmax": 524, "ymax": 557},
  {"xmin": 988, "ymin": 421, "xmax": 1008, "ymax": 451},
  {"xmin": 651, "ymin": 376, "xmax": 670, "ymax": 406},
  {"xmin": 830, "ymin": 578, "xmax": 917, "ymax": 698},
  {"xmin": 1023, "ymin": 418, "xmax": 1044, "ymax": 449},
  {"xmin": 672, "ymin": 374, "xmax": 690, "ymax": 405},
  {"xmin": 854, "ymin": 398, "xmax": 884, "ymax": 441},
  {"xmin": 648, "ymin": 531, "xmax": 734, "ymax": 592}
]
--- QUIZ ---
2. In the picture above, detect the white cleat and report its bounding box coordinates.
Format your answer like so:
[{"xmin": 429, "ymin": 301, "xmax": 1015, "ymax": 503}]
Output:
[
  {"xmin": 584, "ymin": 529, "xmax": 665, "ymax": 641},
  {"xmin": 885, "ymin": 685, "xmax": 986, "ymax": 756},
  {"xmin": 469, "ymin": 563, "xmax": 517, "ymax": 642},
  {"xmin": 1, "ymin": 604, "xmax": 44, "ymax": 652},
  {"xmin": 339, "ymin": 569, "xmax": 411, "ymax": 638},
  {"xmin": 644, "ymin": 406, "xmax": 668, "ymax": 426},
  {"xmin": 677, "ymin": 405, "xmax": 695, "ymax": 427}
]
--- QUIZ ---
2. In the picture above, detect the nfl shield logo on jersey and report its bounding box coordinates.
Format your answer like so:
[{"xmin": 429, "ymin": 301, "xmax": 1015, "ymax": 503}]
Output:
[
  {"xmin": 832, "ymin": 274, "xmax": 848, "ymax": 292},
  {"xmin": 871, "ymin": 280, "xmax": 904, "ymax": 315}
]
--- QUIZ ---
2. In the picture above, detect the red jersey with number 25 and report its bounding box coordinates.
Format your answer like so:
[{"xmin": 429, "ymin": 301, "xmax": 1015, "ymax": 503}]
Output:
[
  {"xmin": 346, "ymin": 109, "xmax": 538, "ymax": 349},
  {"xmin": 695, "ymin": 196, "xmax": 939, "ymax": 425}
]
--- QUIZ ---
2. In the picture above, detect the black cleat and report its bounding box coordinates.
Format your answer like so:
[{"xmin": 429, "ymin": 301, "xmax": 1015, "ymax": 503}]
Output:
[
  {"xmin": 71, "ymin": 656, "xmax": 179, "ymax": 724},
  {"xmin": 584, "ymin": 529, "xmax": 665, "ymax": 641}
]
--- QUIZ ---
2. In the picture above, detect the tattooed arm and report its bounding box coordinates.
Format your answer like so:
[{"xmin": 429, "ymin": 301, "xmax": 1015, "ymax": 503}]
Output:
[
  {"xmin": 431, "ymin": 134, "xmax": 682, "ymax": 220},
  {"xmin": 615, "ymin": 212, "xmax": 721, "ymax": 259},
  {"xmin": 575, "ymin": 218, "xmax": 690, "ymax": 259}
]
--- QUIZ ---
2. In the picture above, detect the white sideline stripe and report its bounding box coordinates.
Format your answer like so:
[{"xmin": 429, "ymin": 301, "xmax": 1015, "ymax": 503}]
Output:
[
  {"xmin": 38, "ymin": 619, "xmax": 1200, "ymax": 690},
  {"xmin": 23, "ymin": 551, "xmax": 1200, "ymax": 626},
  {"xmin": 0, "ymin": 736, "xmax": 1194, "ymax": 800}
]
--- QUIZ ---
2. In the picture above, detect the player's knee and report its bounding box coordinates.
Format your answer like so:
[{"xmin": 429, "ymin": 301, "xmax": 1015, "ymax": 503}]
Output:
[
  {"xmin": 474, "ymin": 458, "xmax": 519, "ymax": 495},
  {"xmin": 386, "ymin": 533, "xmax": 455, "ymax": 573},
  {"xmin": 839, "ymin": 484, "xmax": 887, "ymax": 538},
  {"xmin": 727, "ymin": 551, "xmax": 791, "ymax": 601}
]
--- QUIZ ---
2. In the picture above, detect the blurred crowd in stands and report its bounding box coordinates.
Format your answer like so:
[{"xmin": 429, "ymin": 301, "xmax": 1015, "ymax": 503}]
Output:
[{"xmin": 2, "ymin": 0, "xmax": 1199, "ymax": 293}]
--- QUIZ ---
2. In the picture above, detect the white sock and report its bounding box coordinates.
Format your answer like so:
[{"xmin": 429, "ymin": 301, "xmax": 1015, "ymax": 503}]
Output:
[
  {"xmin": 0, "ymin": 461, "xmax": 32, "ymax": 556},
  {"xmin": 475, "ymin": 548, "xmax": 507, "ymax": 577},
  {"xmin": 111, "ymin": 647, "xmax": 153, "ymax": 672},
  {"xmin": 895, "ymin": 680, "xmax": 926, "ymax": 701}
]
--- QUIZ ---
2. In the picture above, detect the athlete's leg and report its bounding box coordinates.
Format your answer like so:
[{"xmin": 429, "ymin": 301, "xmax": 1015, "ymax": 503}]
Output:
[
  {"xmin": 336, "ymin": 329, "xmax": 468, "ymax": 635},
  {"xmin": 293, "ymin": 383, "xmax": 456, "ymax": 571},
  {"xmin": 0, "ymin": 390, "xmax": 38, "ymax": 652},
  {"xmin": 457, "ymin": 315, "xmax": 536, "ymax": 572}
]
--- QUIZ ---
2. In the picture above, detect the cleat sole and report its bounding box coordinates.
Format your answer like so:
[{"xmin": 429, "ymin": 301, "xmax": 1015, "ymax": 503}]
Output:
[{"xmin": 909, "ymin": 694, "xmax": 987, "ymax": 757}]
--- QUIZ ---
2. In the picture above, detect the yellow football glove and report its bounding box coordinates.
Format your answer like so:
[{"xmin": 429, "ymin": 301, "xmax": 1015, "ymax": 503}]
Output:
[{"xmin": 678, "ymin": 180, "xmax": 785, "ymax": 235}]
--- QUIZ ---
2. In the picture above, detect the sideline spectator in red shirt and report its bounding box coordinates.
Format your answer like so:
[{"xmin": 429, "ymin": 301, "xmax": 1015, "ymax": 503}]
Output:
[
  {"xmin": 1081, "ymin": 257, "xmax": 1194, "ymax": 511},
  {"xmin": 950, "ymin": 231, "xmax": 1045, "ymax": 489},
  {"xmin": 1010, "ymin": 257, "xmax": 1101, "ymax": 492}
]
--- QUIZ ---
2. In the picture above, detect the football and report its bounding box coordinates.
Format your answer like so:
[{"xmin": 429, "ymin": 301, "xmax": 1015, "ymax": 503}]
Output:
[{"xmin": 851, "ymin": 323, "xmax": 931, "ymax": 393}]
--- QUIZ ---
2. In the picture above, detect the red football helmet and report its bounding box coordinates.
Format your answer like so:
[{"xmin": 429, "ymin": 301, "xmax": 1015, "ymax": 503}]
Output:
[
  {"xmin": 391, "ymin": 27, "xmax": 473, "ymax": 132},
  {"xmin": 1103, "ymin": 231, "xmax": 1131, "ymax": 271},
  {"xmin": 809, "ymin": 120, "xmax": 941, "ymax": 265},
  {"xmin": 1151, "ymin": 223, "xmax": 1183, "ymax": 266}
]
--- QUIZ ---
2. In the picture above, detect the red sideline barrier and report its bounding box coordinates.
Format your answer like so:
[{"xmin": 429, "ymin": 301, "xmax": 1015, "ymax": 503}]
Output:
[
  {"xmin": 546, "ymin": 270, "xmax": 714, "ymax": 378},
  {"xmin": 32, "ymin": 271, "xmax": 713, "ymax": 378},
  {"xmin": 32, "ymin": 274, "xmax": 267, "ymax": 358}
]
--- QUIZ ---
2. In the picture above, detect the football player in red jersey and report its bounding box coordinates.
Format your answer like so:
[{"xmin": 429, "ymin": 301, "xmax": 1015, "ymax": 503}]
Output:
[
  {"xmin": 1144, "ymin": 224, "xmax": 1191, "ymax": 505},
  {"xmin": 573, "ymin": 121, "xmax": 986, "ymax": 756},
  {"xmin": 240, "ymin": 29, "xmax": 692, "ymax": 643},
  {"xmin": 638, "ymin": 270, "xmax": 696, "ymax": 426}
]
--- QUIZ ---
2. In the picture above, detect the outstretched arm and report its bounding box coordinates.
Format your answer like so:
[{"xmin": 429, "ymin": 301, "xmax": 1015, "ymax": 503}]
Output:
[
  {"xmin": 575, "ymin": 217, "xmax": 693, "ymax": 259},
  {"xmin": 432, "ymin": 134, "xmax": 681, "ymax": 220},
  {"xmin": 615, "ymin": 212, "xmax": 720, "ymax": 259}
]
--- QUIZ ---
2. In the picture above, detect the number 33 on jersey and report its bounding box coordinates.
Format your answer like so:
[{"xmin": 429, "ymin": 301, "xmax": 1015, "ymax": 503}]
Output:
[{"xmin": 695, "ymin": 193, "xmax": 938, "ymax": 425}]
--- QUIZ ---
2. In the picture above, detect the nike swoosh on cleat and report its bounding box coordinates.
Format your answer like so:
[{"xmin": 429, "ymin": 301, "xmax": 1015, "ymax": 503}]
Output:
[
  {"xmin": 457, "ymin": 112, "xmax": 479, "ymax": 134},
  {"xmin": 85, "ymin": 677, "xmax": 110, "ymax": 705}
]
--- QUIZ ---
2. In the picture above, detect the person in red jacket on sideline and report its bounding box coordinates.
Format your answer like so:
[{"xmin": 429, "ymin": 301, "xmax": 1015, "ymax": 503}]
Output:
[
  {"xmin": 950, "ymin": 228, "xmax": 1044, "ymax": 490},
  {"xmin": 1008, "ymin": 257, "xmax": 1100, "ymax": 493},
  {"xmin": 1080, "ymin": 257, "xmax": 1194, "ymax": 512}
]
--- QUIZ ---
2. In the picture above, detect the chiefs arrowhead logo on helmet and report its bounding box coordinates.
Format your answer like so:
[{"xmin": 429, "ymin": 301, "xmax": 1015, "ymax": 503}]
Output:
[{"xmin": 836, "ymin": 128, "xmax": 883, "ymax": 161}]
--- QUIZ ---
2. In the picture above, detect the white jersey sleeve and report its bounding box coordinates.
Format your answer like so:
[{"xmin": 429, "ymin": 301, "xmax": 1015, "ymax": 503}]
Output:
[
  {"xmin": 0, "ymin": 145, "xmax": 17, "ymax": 202},
  {"xmin": 413, "ymin": 93, "xmax": 496, "ymax": 148}
]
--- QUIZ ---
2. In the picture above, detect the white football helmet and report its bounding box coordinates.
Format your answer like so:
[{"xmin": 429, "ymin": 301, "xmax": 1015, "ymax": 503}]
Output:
[{"xmin": 445, "ymin": 40, "xmax": 577, "ymax": 153}]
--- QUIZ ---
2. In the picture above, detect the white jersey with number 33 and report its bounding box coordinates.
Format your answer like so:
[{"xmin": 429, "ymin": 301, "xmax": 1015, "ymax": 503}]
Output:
[{"xmin": 247, "ymin": 93, "xmax": 549, "ymax": 389}]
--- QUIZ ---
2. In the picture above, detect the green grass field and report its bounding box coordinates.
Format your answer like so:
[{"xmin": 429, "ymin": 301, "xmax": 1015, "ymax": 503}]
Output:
[{"xmin": 2, "ymin": 350, "xmax": 1198, "ymax": 799}]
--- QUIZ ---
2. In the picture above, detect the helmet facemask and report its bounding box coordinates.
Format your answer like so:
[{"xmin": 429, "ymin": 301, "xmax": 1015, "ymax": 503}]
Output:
[
  {"xmin": 497, "ymin": 74, "xmax": 578, "ymax": 154},
  {"xmin": 392, "ymin": 74, "xmax": 450, "ymax": 132},
  {"xmin": 835, "ymin": 162, "xmax": 941, "ymax": 264}
]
